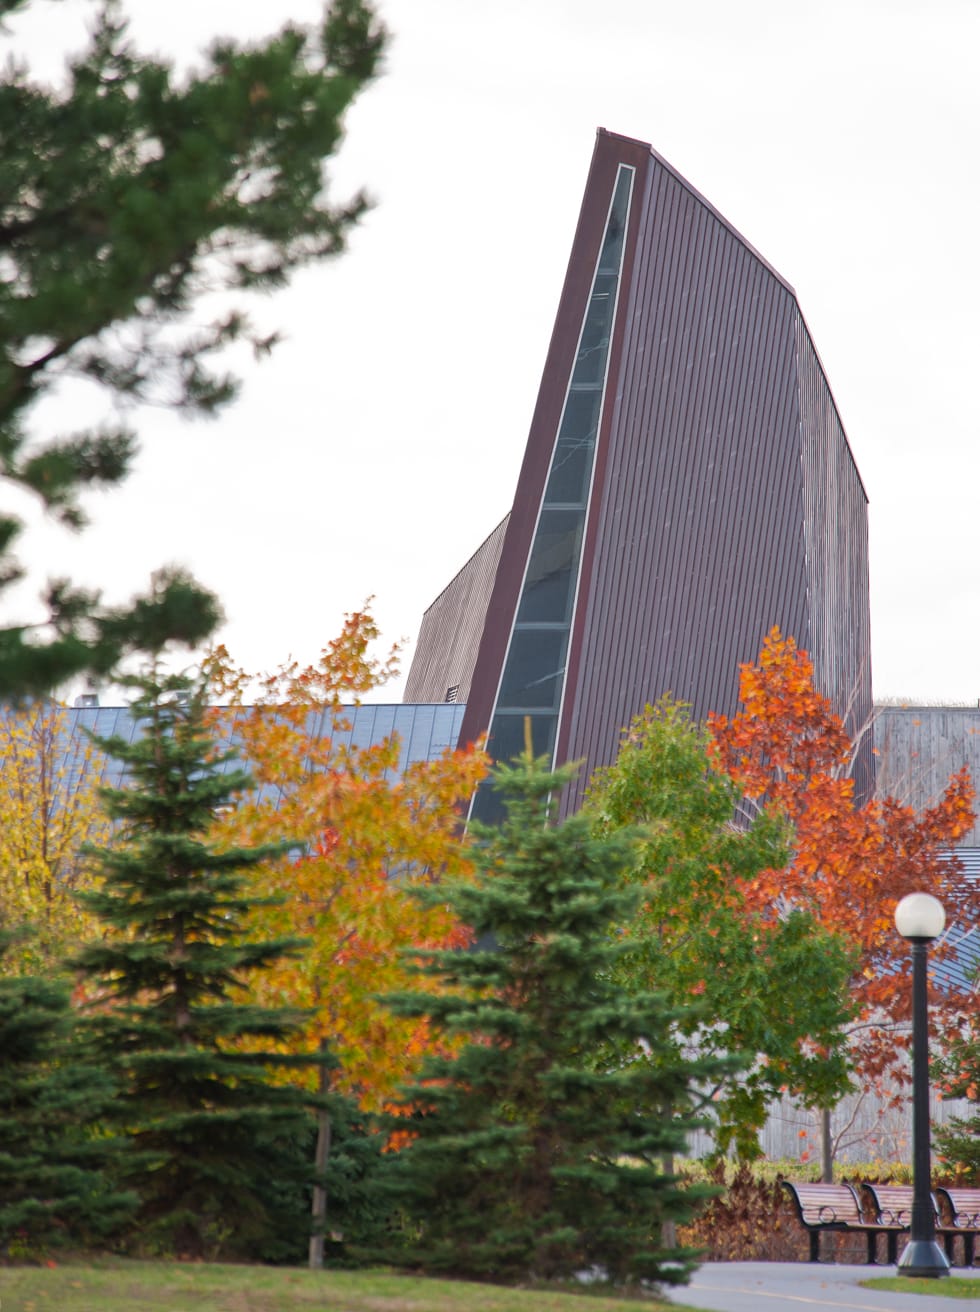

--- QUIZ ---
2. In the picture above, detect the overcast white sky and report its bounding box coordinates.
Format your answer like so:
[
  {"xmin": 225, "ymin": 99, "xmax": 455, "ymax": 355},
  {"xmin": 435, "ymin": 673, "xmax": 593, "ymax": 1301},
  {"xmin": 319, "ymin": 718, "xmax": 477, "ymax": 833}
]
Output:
[{"xmin": 6, "ymin": 0, "xmax": 980, "ymax": 704}]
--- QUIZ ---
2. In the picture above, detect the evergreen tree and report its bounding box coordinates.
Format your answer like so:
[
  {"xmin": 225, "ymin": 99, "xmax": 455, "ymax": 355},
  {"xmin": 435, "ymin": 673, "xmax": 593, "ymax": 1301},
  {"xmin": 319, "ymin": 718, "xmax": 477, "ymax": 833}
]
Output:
[
  {"xmin": 0, "ymin": 930, "xmax": 133, "ymax": 1255},
  {"xmin": 380, "ymin": 750, "xmax": 722, "ymax": 1288},
  {"xmin": 935, "ymin": 1025, "xmax": 980, "ymax": 1179},
  {"xmin": 73, "ymin": 669, "xmax": 322, "ymax": 1258},
  {"xmin": 0, "ymin": 0, "xmax": 383, "ymax": 694}
]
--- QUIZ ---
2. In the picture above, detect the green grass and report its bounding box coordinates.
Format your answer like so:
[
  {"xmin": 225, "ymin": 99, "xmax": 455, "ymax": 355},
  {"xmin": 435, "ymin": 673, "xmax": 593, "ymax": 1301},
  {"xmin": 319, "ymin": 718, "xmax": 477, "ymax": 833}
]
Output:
[
  {"xmin": 0, "ymin": 1260, "xmax": 706, "ymax": 1311},
  {"xmin": 863, "ymin": 1275, "xmax": 980, "ymax": 1299}
]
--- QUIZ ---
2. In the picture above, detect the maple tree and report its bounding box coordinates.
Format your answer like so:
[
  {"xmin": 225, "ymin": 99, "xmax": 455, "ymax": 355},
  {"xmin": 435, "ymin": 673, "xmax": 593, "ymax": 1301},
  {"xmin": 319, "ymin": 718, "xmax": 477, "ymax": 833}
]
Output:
[
  {"xmin": 586, "ymin": 696, "xmax": 857, "ymax": 1160},
  {"xmin": 708, "ymin": 627, "xmax": 975, "ymax": 1090},
  {"xmin": 205, "ymin": 606, "xmax": 488, "ymax": 1265},
  {"xmin": 206, "ymin": 607, "xmax": 488, "ymax": 1108},
  {"xmin": 0, "ymin": 699, "xmax": 110, "ymax": 974}
]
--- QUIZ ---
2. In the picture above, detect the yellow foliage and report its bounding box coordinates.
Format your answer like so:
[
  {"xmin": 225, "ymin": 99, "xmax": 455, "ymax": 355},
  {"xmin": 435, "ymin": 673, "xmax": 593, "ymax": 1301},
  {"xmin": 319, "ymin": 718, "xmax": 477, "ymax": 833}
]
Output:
[
  {"xmin": 206, "ymin": 607, "xmax": 489, "ymax": 1110},
  {"xmin": 0, "ymin": 701, "xmax": 110, "ymax": 973}
]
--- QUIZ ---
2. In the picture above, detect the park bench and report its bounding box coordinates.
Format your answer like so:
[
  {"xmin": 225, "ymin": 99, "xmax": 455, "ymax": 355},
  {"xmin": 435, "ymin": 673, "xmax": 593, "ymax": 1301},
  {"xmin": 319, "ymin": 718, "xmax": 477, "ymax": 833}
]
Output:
[
  {"xmin": 936, "ymin": 1187, "xmax": 980, "ymax": 1267},
  {"xmin": 780, "ymin": 1180, "xmax": 903, "ymax": 1263},
  {"xmin": 860, "ymin": 1186, "xmax": 960, "ymax": 1264},
  {"xmin": 871, "ymin": 1186, "xmax": 976, "ymax": 1264}
]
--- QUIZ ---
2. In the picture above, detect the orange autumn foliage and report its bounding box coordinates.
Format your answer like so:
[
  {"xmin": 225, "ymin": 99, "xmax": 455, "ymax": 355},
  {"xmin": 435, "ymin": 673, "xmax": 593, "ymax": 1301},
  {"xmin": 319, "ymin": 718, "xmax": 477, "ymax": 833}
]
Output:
[
  {"xmin": 708, "ymin": 628, "xmax": 975, "ymax": 1085},
  {"xmin": 205, "ymin": 606, "xmax": 488, "ymax": 1112}
]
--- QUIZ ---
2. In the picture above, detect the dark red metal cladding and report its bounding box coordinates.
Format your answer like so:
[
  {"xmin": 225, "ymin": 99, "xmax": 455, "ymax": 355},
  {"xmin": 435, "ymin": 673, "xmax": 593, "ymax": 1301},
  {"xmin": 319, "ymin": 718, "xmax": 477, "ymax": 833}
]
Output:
[
  {"xmin": 432, "ymin": 129, "xmax": 870, "ymax": 812},
  {"xmin": 457, "ymin": 131, "xmax": 649, "ymax": 757},
  {"xmin": 557, "ymin": 138, "xmax": 868, "ymax": 811}
]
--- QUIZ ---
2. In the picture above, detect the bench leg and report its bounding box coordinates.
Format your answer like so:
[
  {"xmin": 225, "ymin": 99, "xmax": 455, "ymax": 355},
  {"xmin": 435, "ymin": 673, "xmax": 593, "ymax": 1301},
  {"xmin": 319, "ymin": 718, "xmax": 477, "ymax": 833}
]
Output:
[
  {"xmin": 886, "ymin": 1232, "xmax": 898, "ymax": 1265},
  {"xmin": 809, "ymin": 1232, "xmax": 820, "ymax": 1262},
  {"xmin": 866, "ymin": 1231, "xmax": 877, "ymax": 1265}
]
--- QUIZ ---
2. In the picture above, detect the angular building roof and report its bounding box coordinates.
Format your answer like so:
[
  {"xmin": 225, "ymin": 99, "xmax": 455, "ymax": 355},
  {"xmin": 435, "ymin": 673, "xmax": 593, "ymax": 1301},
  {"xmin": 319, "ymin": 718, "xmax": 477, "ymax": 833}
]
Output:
[{"xmin": 407, "ymin": 130, "xmax": 872, "ymax": 814}]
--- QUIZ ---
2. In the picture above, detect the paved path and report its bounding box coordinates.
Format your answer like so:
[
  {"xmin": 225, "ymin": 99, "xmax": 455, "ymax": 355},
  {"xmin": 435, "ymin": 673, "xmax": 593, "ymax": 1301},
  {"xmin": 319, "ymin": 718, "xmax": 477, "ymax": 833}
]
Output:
[{"xmin": 666, "ymin": 1262, "xmax": 979, "ymax": 1312}]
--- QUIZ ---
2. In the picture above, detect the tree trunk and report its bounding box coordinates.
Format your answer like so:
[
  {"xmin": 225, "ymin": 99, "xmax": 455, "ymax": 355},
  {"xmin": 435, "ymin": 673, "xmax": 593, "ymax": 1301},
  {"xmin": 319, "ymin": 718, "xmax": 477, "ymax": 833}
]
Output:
[
  {"xmin": 660, "ymin": 1151, "xmax": 677, "ymax": 1250},
  {"xmin": 820, "ymin": 1107, "xmax": 833, "ymax": 1182},
  {"xmin": 308, "ymin": 1052, "xmax": 333, "ymax": 1270}
]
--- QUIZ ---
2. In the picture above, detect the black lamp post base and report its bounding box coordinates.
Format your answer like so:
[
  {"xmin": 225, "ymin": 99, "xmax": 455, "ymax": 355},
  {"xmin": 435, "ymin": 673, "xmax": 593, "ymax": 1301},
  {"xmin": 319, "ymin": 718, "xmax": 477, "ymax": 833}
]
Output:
[{"xmin": 897, "ymin": 1239, "xmax": 951, "ymax": 1278}]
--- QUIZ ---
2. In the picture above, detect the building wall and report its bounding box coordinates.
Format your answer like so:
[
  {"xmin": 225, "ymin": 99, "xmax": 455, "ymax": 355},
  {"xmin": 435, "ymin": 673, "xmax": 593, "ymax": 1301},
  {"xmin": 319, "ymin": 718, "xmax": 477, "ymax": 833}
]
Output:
[
  {"xmin": 874, "ymin": 705, "xmax": 980, "ymax": 845},
  {"xmin": 565, "ymin": 153, "xmax": 812, "ymax": 796},
  {"xmin": 403, "ymin": 518, "xmax": 508, "ymax": 709},
  {"xmin": 428, "ymin": 129, "xmax": 872, "ymax": 810}
]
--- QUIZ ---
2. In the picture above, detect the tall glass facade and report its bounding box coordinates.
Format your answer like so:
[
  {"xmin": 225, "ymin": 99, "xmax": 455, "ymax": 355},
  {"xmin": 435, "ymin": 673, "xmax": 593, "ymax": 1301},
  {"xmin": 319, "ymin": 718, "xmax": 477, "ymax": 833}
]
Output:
[{"xmin": 472, "ymin": 165, "xmax": 634, "ymax": 822}]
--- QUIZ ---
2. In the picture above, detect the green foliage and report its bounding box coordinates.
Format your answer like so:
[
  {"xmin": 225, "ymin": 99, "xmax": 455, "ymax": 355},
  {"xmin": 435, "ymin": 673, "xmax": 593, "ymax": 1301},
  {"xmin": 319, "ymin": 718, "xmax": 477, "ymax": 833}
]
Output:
[
  {"xmin": 586, "ymin": 697, "xmax": 858, "ymax": 1159},
  {"xmin": 251, "ymin": 1097, "xmax": 391, "ymax": 1267},
  {"xmin": 935, "ymin": 1028, "xmax": 980, "ymax": 1180},
  {"xmin": 380, "ymin": 751, "xmax": 723, "ymax": 1288},
  {"xmin": 0, "ymin": 929, "xmax": 133, "ymax": 1254},
  {"xmin": 0, "ymin": 0, "xmax": 383, "ymax": 694},
  {"xmin": 72, "ymin": 668, "xmax": 323, "ymax": 1258}
]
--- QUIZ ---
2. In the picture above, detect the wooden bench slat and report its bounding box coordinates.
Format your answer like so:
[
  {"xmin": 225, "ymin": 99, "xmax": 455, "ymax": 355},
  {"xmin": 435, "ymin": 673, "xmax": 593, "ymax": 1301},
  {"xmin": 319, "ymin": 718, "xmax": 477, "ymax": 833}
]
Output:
[
  {"xmin": 862, "ymin": 1183, "xmax": 977, "ymax": 1267},
  {"xmin": 780, "ymin": 1181, "xmax": 902, "ymax": 1265},
  {"xmin": 935, "ymin": 1187, "xmax": 980, "ymax": 1267}
]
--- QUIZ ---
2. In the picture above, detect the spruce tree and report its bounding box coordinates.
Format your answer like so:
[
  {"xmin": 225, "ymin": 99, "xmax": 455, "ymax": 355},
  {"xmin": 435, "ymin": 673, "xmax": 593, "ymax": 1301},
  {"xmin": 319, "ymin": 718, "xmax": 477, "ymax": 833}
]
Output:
[
  {"xmin": 73, "ymin": 669, "xmax": 322, "ymax": 1258},
  {"xmin": 935, "ymin": 1028, "xmax": 980, "ymax": 1178},
  {"xmin": 0, "ymin": 930, "xmax": 133, "ymax": 1255},
  {"xmin": 381, "ymin": 750, "xmax": 722, "ymax": 1288},
  {"xmin": 0, "ymin": 0, "xmax": 383, "ymax": 694}
]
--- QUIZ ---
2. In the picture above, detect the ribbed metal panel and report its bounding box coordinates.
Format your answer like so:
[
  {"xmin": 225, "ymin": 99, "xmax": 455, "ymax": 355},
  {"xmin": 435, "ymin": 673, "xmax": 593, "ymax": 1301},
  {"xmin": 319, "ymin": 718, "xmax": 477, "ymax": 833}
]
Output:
[
  {"xmin": 403, "ymin": 517, "xmax": 508, "ymax": 706},
  {"xmin": 795, "ymin": 312, "xmax": 873, "ymax": 795},
  {"xmin": 874, "ymin": 705, "xmax": 980, "ymax": 846},
  {"xmin": 439, "ymin": 130, "xmax": 872, "ymax": 816},
  {"xmin": 51, "ymin": 703, "xmax": 468, "ymax": 795},
  {"xmin": 564, "ymin": 147, "xmax": 815, "ymax": 805},
  {"xmin": 935, "ymin": 846, "xmax": 979, "ymax": 995}
]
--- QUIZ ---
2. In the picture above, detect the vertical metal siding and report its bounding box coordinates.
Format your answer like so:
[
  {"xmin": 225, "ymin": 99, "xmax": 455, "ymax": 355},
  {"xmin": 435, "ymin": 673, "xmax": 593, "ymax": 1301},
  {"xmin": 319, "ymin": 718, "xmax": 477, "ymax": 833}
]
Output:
[
  {"xmin": 53, "ymin": 703, "xmax": 468, "ymax": 796},
  {"xmin": 874, "ymin": 705, "xmax": 980, "ymax": 845},
  {"xmin": 403, "ymin": 517, "xmax": 508, "ymax": 705},
  {"xmin": 795, "ymin": 311, "xmax": 873, "ymax": 784},
  {"xmin": 422, "ymin": 131, "xmax": 873, "ymax": 817},
  {"xmin": 563, "ymin": 149, "xmax": 811, "ymax": 805}
]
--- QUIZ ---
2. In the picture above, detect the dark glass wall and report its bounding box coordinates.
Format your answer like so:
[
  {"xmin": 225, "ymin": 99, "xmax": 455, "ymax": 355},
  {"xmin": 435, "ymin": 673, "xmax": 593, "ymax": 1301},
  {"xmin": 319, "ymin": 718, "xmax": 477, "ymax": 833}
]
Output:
[{"xmin": 469, "ymin": 165, "xmax": 634, "ymax": 822}]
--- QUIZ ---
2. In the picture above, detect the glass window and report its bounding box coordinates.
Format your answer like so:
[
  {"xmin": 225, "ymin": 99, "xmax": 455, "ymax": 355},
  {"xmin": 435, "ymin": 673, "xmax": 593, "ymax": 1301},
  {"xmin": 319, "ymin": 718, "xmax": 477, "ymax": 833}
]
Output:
[
  {"xmin": 471, "ymin": 164, "xmax": 634, "ymax": 825},
  {"xmin": 516, "ymin": 509, "xmax": 583, "ymax": 625},
  {"xmin": 488, "ymin": 712, "xmax": 558, "ymax": 768},
  {"xmin": 545, "ymin": 388, "xmax": 602, "ymax": 506},
  {"xmin": 497, "ymin": 628, "xmax": 567, "ymax": 711}
]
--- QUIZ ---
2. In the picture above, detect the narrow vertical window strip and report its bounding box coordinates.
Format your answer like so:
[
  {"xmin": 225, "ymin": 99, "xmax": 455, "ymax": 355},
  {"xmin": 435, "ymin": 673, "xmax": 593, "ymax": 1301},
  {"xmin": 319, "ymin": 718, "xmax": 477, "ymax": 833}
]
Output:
[{"xmin": 471, "ymin": 164, "xmax": 635, "ymax": 823}]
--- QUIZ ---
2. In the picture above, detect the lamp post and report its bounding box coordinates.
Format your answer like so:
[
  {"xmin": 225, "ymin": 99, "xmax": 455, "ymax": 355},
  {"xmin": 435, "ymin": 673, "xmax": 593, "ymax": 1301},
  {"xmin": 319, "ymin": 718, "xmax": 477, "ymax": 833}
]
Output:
[{"xmin": 893, "ymin": 892, "xmax": 950, "ymax": 1279}]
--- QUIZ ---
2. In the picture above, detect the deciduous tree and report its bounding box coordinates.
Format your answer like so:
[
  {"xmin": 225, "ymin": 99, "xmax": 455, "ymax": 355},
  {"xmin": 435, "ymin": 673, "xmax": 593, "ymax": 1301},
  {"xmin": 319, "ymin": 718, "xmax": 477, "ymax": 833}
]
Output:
[
  {"xmin": 380, "ymin": 750, "xmax": 720, "ymax": 1287},
  {"xmin": 206, "ymin": 607, "xmax": 487, "ymax": 1266},
  {"xmin": 206, "ymin": 608, "xmax": 488, "ymax": 1112},
  {"xmin": 708, "ymin": 627, "xmax": 975, "ymax": 1088},
  {"xmin": 0, "ymin": 699, "xmax": 110, "ymax": 973},
  {"xmin": 0, "ymin": 0, "xmax": 383, "ymax": 693},
  {"xmin": 586, "ymin": 696, "xmax": 857, "ymax": 1159}
]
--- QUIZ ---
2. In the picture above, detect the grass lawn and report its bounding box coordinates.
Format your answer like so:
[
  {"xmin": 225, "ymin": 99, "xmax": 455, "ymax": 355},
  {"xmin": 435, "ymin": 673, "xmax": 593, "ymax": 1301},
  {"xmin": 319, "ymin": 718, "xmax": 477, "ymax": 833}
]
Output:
[
  {"xmin": 0, "ymin": 1260, "xmax": 706, "ymax": 1311},
  {"xmin": 864, "ymin": 1275, "xmax": 980, "ymax": 1300}
]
